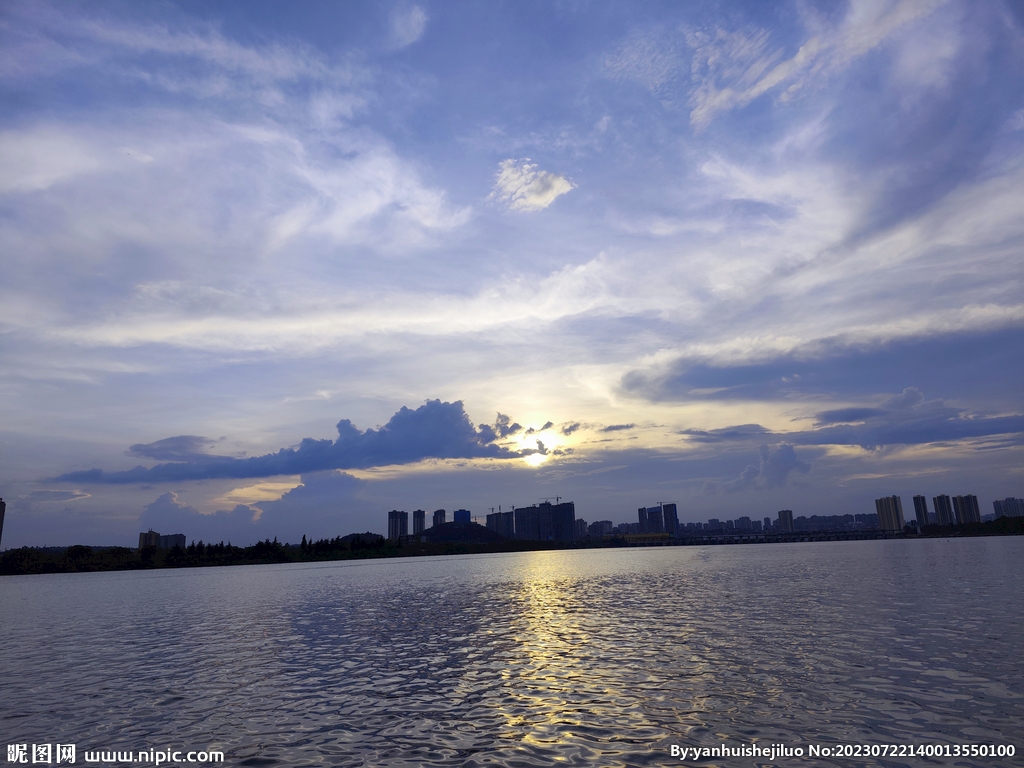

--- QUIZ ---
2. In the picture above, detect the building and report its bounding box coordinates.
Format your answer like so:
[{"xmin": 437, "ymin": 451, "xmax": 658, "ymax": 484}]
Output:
[
  {"xmin": 933, "ymin": 495, "xmax": 954, "ymax": 526},
  {"xmin": 387, "ymin": 510, "xmax": 408, "ymax": 540},
  {"xmin": 763, "ymin": 516, "xmax": 772, "ymax": 530},
  {"xmin": 637, "ymin": 507, "xmax": 648, "ymax": 533},
  {"xmin": 912, "ymin": 495, "xmax": 930, "ymax": 528},
  {"xmin": 485, "ymin": 510, "xmax": 515, "ymax": 538},
  {"xmin": 662, "ymin": 503, "xmax": 679, "ymax": 536},
  {"xmin": 412, "ymin": 509, "xmax": 425, "ymax": 536},
  {"xmin": 994, "ymin": 498, "xmax": 1024, "ymax": 518},
  {"xmin": 953, "ymin": 495, "xmax": 980, "ymax": 525},
  {"xmin": 735, "ymin": 516, "xmax": 752, "ymax": 532},
  {"xmin": 138, "ymin": 530, "xmax": 185, "ymax": 549},
  {"xmin": 158, "ymin": 533, "xmax": 186, "ymax": 549},
  {"xmin": 589, "ymin": 520, "xmax": 613, "ymax": 536},
  {"xmin": 874, "ymin": 496, "xmax": 905, "ymax": 531},
  {"xmin": 453, "ymin": 509, "xmax": 472, "ymax": 524},
  {"xmin": 646, "ymin": 506, "xmax": 665, "ymax": 533},
  {"xmin": 432, "ymin": 509, "xmax": 446, "ymax": 528},
  {"xmin": 514, "ymin": 501, "xmax": 576, "ymax": 542},
  {"xmin": 777, "ymin": 510, "xmax": 794, "ymax": 532},
  {"xmin": 574, "ymin": 518, "xmax": 588, "ymax": 538},
  {"xmin": 0, "ymin": 497, "xmax": 5, "ymax": 550}
]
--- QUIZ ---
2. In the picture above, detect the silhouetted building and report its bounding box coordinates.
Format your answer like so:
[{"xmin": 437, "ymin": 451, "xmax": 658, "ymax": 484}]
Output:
[
  {"xmin": 589, "ymin": 520, "xmax": 613, "ymax": 536},
  {"xmin": 994, "ymin": 497, "xmax": 1024, "ymax": 518},
  {"xmin": 387, "ymin": 510, "xmax": 408, "ymax": 540},
  {"xmin": 646, "ymin": 506, "xmax": 664, "ymax": 533},
  {"xmin": 763, "ymin": 516, "xmax": 771, "ymax": 530},
  {"xmin": 913, "ymin": 495, "xmax": 930, "ymax": 528},
  {"xmin": 158, "ymin": 533, "xmax": 186, "ymax": 549},
  {"xmin": 874, "ymin": 496, "xmax": 905, "ymax": 531},
  {"xmin": 138, "ymin": 530, "xmax": 184, "ymax": 549},
  {"xmin": 0, "ymin": 497, "xmax": 5, "ymax": 551},
  {"xmin": 662, "ymin": 503, "xmax": 678, "ymax": 536},
  {"xmin": 514, "ymin": 501, "xmax": 575, "ymax": 542},
  {"xmin": 751, "ymin": 520, "xmax": 762, "ymax": 532},
  {"xmin": 413, "ymin": 509, "xmax": 425, "ymax": 536},
  {"xmin": 485, "ymin": 510, "xmax": 515, "ymax": 538},
  {"xmin": 432, "ymin": 509, "xmax": 446, "ymax": 528},
  {"xmin": 637, "ymin": 507, "xmax": 648, "ymax": 533},
  {"xmin": 777, "ymin": 510, "xmax": 794, "ymax": 532},
  {"xmin": 735, "ymin": 516, "xmax": 752, "ymax": 532},
  {"xmin": 453, "ymin": 509, "xmax": 471, "ymax": 524},
  {"xmin": 953, "ymin": 495, "xmax": 980, "ymax": 525},
  {"xmin": 933, "ymin": 494, "xmax": 954, "ymax": 526}
]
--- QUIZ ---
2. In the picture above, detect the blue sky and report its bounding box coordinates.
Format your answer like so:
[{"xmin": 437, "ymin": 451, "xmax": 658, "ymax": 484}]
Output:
[{"xmin": 1, "ymin": 0, "xmax": 1022, "ymax": 547}]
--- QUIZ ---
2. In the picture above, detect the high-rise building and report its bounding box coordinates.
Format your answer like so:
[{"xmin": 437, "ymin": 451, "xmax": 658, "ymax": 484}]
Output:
[
  {"xmin": 158, "ymin": 533, "xmax": 186, "ymax": 549},
  {"xmin": 763, "ymin": 516, "xmax": 772, "ymax": 530},
  {"xmin": 777, "ymin": 510, "xmax": 794, "ymax": 532},
  {"xmin": 637, "ymin": 507, "xmax": 648, "ymax": 533},
  {"xmin": 412, "ymin": 509, "xmax": 425, "ymax": 536},
  {"xmin": 912, "ymin": 495, "xmax": 930, "ymax": 528},
  {"xmin": 387, "ymin": 510, "xmax": 408, "ymax": 540},
  {"xmin": 953, "ymin": 495, "xmax": 980, "ymax": 525},
  {"xmin": 933, "ymin": 495, "xmax": 954, "ymax": 526},
  {"xmin": 874, "ymin": 496, "xmax": 905, "ymax": 531},
  {"xmin": 139, "ymin": 530, "xmax": 160, "ymax": 549},
  {"xmin": 432, "ymin": 509, "xmax": 446, "ymax": 528},
  {"xmin": 646, "ymin": 506, "xmax": 664, "ymax": 533},
  {"xmin": 662, "ymin": 503, "xmax": 679, "ymax": 536},
  {"xmin": 994, "ymin": 498, "xmax": 1024, "ymax": 518},
  {"xmin": 735, "ymin": 516, "xmax": 752, "ymax": 532},
  {"xmin": 0, "ymin": 497, "xmax": 5, "ymax": 551},
  {"xmin": 453, "ymin": 509, "xmax": 472, "ymax": 524},
  {"xmin": 514, "ymin": 501, "xmax": 575, "ymax": 542},
  {"xmin": 751, "ymin": 520, "xmax": 762, "ymax": 532},
  {"xmin": 486, "ymin": 510, "xmax": 515, "ymax": 537}
]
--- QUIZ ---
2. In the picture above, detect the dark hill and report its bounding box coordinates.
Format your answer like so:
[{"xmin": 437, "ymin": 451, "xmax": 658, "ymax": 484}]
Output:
[{"xmin": 422, "ymin": 522, "xmax": 505, "ymax": 544}]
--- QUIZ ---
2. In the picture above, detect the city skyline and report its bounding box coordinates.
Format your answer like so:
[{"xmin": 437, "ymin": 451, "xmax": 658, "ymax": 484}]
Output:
[{"xmin": 2, "ymin": 0, "xmax": 1023, "ymax": 549}]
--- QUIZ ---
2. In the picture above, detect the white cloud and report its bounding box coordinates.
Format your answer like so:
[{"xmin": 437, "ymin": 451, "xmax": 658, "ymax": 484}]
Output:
[
  {"xmin": 0, "ymin": 128, "xmax": 101, "ymax": 192},
  {"xmin": 489, "ymin": 158, "xmax": 575, "ymax": 212},
  {"xmin": 389, "ymin": 3, "xmax": 428, "ymax": 50}
]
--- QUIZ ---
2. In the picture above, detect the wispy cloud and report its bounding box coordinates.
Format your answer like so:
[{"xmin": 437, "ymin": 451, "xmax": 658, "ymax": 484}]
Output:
[{"xmin": 389, "ymin": 3, "xmax": 428, "ymax": 50}]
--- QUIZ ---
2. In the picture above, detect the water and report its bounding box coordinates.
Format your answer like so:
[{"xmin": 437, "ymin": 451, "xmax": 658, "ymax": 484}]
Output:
[{"xmin": 2, "ymin": 538, "xmax": 1022, "ymax": 767}]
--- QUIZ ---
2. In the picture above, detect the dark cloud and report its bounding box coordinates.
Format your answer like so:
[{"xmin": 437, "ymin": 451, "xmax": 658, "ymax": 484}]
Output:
[
  {"xmin": 520, "ymin": 440, "xmax": 548, "ymax": 456},
  {"xmin": 58, "ymin": 400, "xmax": 522, "ymax": 484},
  {"xmin": 492, "ymin": 413, "xmax": 523, "ymax": 438},
  {"xmin": 621, "ymin": 328, "xmax": 1024, "ymax": 406},
  {"xmin": 127, "ymin": 435, "xmax": 220, "ymax": 461},
  {"xmin": 525, "ymin": 421, "xmax": 555, "ymax": 436},
  {"xmin": 560, "ymin": 422, "xmax": 582, "ymax": 436},
  {"xmin": 684, "ymin": 388, "xmax": 1024, "ymax": 451},
  {"xmin": 601, "ymin": 424, "xmax": 636, "ymax": 432},
  {"xmin": 682, "ymin": 424, "xmax": 774, "ymax": 443}
]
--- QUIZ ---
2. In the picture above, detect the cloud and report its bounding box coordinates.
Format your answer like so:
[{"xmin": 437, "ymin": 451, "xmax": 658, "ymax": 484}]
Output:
[
  {"xmin": 560, "ymin": 422, "xmax": 582, "ymax": 436},
  {"xmin": 56, "ymin": 400, "xmax": 525, "ymax": 484},
  {"xmin": 489, "ymin": 159, "xmax": 575, "ymax": 211},
  {"xmin": 601, "ymin": 424, "xmax": 636, "ymax": 432},
  {"xmin": 139, "ymin": 492, "xmax": 259, "ymax": 544},
  {"xmin": 389, "ymin": 3, "xmax": 428, "ymax": 49},
  {"xmin": 25, "ymin": 489, "xmax": 91, "ymax": 503},
  {"xmin": 686, "ymin": 387, "xmax": 1024, "ymax": 452},
  {"xmin": 127, "ymin": 435, "xmax": 221, "ymax": 462},
  {"xmin": 524, "ymin": 421, "xmax": 555, "ymax": 435},
  {"xmin": 724, "ymin": 443, "xmax": 811, "ymax": 492},
  {"xmin": 621, "ymin": 327, "xmax": 1024, "ymax": 406}
]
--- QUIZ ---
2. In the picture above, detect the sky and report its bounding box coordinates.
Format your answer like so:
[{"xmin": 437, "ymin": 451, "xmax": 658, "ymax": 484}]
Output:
[{"xmin": 1, "ymin": 0, "xmax": 1022, "ymax": 548}]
